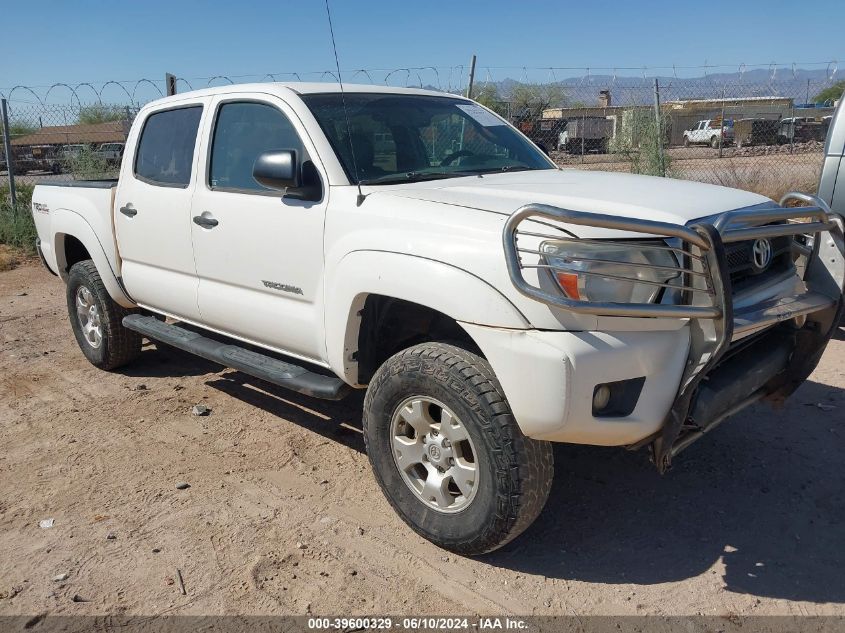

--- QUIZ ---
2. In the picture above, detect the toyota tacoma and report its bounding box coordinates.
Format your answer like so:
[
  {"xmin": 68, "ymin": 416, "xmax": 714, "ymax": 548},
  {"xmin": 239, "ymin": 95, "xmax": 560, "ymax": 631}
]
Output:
[{"xmin": 30, "ymin": 83, "xmax": 844, "ymax": 554}]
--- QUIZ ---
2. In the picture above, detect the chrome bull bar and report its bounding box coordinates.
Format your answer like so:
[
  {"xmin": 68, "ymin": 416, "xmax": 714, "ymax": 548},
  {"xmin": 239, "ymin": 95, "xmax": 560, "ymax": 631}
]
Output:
[
  {"xmin": 502, "ymin": 195, "xmax": 841, "ymax": 322},
  {"xmin": 503, "ymin": 192, "xmax": 845, "ymax": 471}
]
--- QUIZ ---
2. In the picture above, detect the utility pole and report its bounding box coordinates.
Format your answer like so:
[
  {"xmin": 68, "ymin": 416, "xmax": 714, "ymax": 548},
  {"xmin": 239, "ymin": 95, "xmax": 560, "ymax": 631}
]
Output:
[{"xmin": 466, "ymin": 54, "xmax": 477, "ymax": 99}]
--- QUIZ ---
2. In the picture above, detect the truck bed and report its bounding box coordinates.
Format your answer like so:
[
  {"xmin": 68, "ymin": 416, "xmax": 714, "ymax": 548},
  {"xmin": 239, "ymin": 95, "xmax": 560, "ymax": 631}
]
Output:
[{"xmin": 31, "ymin": 180, "xmax": 119, "ymax": 283}]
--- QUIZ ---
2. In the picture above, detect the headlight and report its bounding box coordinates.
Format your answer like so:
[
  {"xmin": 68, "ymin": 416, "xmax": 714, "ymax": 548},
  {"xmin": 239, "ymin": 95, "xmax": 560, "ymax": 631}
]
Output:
[{"xmin": 540, "ymin": 239, "xmax": 681, "ymax": 304}]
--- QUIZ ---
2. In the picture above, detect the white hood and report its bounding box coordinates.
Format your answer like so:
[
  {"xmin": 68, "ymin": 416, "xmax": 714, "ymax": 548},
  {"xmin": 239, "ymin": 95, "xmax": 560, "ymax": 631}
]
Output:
[{"xmin": 375, "ymin": 169, "xmax": 770, "ymax": 228}]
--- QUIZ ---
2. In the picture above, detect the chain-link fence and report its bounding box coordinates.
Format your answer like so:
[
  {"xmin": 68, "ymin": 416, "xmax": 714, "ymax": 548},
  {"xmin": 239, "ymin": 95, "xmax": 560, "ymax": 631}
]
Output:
[
  {"xmin": 1, "ymin": 102, "xmax": 139, "ymax": 190},
  {"xmin": 2, "ymin": 66, "xmax": 842, "ymax": 201},
  {"xmin": 484, "ymin": 74, "xmax": 839, "ymax": 200}
]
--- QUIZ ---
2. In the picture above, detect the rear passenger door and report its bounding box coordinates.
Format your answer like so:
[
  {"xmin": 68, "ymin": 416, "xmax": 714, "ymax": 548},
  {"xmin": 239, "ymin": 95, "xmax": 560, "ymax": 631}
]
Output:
[{"xmin": 115, "ymin": 101, "xmax": 207, "ymax": 321}]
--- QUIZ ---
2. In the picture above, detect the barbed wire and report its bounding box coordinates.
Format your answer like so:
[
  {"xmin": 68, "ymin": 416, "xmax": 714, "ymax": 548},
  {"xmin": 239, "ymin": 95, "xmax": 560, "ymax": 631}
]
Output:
[
  {"xmin": 0, "ymin": 60, "xmax": 840, "ymax": 106},
  {"xmin": 0, "ymin": 65, "xmax": 468, "ymax": 104}
]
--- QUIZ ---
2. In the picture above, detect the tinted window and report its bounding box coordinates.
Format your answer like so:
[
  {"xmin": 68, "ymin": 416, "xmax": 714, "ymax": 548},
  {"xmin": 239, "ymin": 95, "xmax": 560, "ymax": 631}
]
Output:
[
  {"xmin": 134, "ymin": 106, "xmax": 202, "ymax": 186},
  {"xmin": 302, "ymin": 93, "xmax": 552, "ymax": 184},
  {"xmin": 209, "ymin": 102, "xmax": 305, "ymax": 191}
]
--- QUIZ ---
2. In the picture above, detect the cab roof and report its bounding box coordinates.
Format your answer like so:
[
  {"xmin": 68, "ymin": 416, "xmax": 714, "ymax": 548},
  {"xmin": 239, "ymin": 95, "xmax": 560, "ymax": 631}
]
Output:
[{"xmin": 144, "ymin": 82, "xmax": 463, "ymax": 107}]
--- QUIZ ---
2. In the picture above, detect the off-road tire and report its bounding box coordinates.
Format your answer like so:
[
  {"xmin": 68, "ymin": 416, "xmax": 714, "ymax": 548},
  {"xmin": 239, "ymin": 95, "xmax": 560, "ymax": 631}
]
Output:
[
  {"xmin": 363, "ymin": 342, "xmax": 554, "ymax": 555},
  {"xmin": 66, "ymin": 260, "xmax": 141, "ymax": 370}
]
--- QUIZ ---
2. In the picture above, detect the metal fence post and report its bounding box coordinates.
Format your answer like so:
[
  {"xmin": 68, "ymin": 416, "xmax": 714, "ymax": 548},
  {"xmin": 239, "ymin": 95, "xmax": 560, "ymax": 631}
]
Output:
[
  {"xmin": 465, "ymin": 55, "xmax": 476, "ymax": 99},
  {"xmin": 166, "ymin": 73, "xmax": 177, "ymax": 97},
  {"xmin": 1, "ymin": 98, "xmax": 17, "ymax": 210},
  {"xmin": 789, "ymin": 100, "xmax": 795, "ymax": 155},
  {"xmin": 652, "ymin": 78, "xmax": 666, "ymax": 177},
  {"xmin": 124, "ymin": 105, "xmax": 132, "ymax": 141},
  {"xmin": 718, "ymin": 86, "xmax": 726, "ymax": 158}
]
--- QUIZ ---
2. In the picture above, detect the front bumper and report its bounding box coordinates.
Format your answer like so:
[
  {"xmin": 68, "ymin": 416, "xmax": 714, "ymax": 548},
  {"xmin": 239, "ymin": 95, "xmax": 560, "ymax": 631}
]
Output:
[
  {"xmin": 460, "ymin": 323, "xmax": 691, "ymax": 446},
  {"xmin": 498, "ymin": 193, "xmax": 845, "ymax": 469}
]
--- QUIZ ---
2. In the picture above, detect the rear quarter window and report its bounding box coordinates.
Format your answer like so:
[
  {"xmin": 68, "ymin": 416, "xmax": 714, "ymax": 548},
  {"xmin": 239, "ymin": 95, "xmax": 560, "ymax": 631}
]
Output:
[{"xmin": 134, "ymin": 106, "xmax": 203, "ymax": 187}]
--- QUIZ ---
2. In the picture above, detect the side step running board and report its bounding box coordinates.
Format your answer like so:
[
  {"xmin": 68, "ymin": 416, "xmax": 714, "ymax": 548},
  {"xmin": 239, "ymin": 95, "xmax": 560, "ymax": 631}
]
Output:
[{"xmin": 122, "ymin": 314, "xmax": 350, "ymax": 400}]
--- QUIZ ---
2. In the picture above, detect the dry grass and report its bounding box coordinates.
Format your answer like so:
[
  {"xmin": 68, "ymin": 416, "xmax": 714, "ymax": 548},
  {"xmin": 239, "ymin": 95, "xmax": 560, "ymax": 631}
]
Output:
[
  {"xmin": 0, "ymin": 183, "xmax": 37, "ymax": 253},
  {"xmin": 0, "ymin": 244, "xmax": 23, "ymax": 271},
  {"xmin": 709, "ymin": 158, "xmax": 819, "ymax": 202}
]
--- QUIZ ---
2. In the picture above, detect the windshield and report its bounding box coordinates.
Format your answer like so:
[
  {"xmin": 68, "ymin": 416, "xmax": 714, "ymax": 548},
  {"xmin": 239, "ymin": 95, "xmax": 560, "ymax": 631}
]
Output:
[{"xmin": 302, "ymin": 93, "xmax": 554, "ymax": 185}]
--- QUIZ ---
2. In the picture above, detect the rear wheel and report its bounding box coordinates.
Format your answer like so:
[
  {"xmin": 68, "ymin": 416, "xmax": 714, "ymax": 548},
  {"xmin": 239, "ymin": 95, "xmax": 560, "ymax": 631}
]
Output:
[
  {"xmin": 363, "ymin": 342, "xmax": 554, "ymax": 555},
  {"xmin": 711, "ymin": 135, "xmax": 720, "ymax": 149},
  {"xmin": 66, "ymin": 260, "xmax": 141, "ymax": 370}
]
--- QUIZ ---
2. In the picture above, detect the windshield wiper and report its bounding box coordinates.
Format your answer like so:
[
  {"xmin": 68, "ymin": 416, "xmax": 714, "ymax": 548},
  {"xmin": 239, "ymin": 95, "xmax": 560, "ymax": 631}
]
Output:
[
  {"xmin": 500, "ymin": 165, "xmax": 537, "ymax": 172},
  {"xmin": 457, "ymin": 165, "xmax": 539, "ymax": 176},
  {"xmin": 359, "ymin": 171, "xmax": 472, "ymax": 186}
]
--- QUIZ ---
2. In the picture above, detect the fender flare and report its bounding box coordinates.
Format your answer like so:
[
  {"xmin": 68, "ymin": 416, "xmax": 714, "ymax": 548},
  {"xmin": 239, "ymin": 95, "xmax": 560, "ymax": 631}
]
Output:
[
  {"xmin": 324, "ymin": 250, "xmax": 530, "ymax": 384},
  {"xmin": 51, "ymin": 208, "xmax": 134, "ymax": 308}
]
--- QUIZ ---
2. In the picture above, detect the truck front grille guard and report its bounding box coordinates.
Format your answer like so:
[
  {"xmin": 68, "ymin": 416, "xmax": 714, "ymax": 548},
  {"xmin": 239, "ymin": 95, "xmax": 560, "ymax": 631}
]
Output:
[
  {"xmin": 502, "ymin": 193, "xmax": 844, "ymax": 471},
  {"xmin": 502, "ymin": 200, "xmax": 838, "ymax": 321}
]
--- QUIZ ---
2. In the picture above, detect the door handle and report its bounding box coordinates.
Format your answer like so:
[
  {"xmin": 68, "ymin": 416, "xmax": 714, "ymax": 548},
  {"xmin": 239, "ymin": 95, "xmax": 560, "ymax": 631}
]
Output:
[
  {"xmin": 193, "ymin": 215, "xmax": 219, "ymax": 228},
  {"xmin": 119, "ymin": 206, "xmax": 137, "ymax": 217}
]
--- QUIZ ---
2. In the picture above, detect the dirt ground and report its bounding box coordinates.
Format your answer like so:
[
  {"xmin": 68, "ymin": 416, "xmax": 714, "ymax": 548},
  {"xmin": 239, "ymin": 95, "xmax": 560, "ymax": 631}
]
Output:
[{"xmin": 1, "ymin": 260, "xmax": 844, "ymax": 617}]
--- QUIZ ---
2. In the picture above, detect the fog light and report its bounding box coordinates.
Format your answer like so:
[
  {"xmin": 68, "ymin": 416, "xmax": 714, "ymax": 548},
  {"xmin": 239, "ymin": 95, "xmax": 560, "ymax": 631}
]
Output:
[
  {"xmin": 591, "ymin": 377, "xmax": 647, "ymax": 417},
  {"xmin": 593, "ymin": 384, "xmax": 612, "ymax": 411}
]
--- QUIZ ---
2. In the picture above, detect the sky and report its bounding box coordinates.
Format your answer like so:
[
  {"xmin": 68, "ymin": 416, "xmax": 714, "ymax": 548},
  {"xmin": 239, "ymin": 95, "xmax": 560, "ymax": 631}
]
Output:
[{"xmin": 3, "ymin": 0, "xmax": 845, "ymax": 98}]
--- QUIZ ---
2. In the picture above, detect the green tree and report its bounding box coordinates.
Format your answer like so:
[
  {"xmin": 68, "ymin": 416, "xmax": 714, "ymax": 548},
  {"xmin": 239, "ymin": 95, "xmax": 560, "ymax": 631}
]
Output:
[
  {"xmin": 813, "ymin": 81, "xmax": 845, "ymax": 104},
  {"xmin": 78, "ymin": 104, "xmax": 125, "ymax": 125},
  {"xmin": 509, "ymin": 83, "xmax": 567, "ymax": 119},
  {"xmin": 1, "ymin": 121, "xmax": 37, "ymax": 140},
  {"xmin": 471, "ymin": 83, "xmax": 509, "ymax": 117}
]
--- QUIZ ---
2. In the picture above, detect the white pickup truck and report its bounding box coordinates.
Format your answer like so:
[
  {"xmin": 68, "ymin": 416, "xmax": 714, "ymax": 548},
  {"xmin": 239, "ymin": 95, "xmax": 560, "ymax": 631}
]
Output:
[
  {"xmin": 31, "ymin": 83, "xmax": 844, "ymax": 555},
  {"xmin": 683, "ymin": 118, "xmax": 734, "ymax": 148}
]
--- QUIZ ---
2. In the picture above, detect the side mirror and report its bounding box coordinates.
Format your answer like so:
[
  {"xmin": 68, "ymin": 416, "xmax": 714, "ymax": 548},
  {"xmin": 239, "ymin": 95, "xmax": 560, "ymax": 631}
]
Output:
[{"xmin": 253, "ymin": 149, "xmax": 300, "ymax": 190}]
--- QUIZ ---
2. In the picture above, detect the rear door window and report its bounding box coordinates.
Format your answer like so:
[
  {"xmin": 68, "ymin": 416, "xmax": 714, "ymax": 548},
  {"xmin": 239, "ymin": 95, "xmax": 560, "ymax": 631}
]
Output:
[{"xmin": 134, "ymin": 106, "xmax": 203, "ymax": 187}]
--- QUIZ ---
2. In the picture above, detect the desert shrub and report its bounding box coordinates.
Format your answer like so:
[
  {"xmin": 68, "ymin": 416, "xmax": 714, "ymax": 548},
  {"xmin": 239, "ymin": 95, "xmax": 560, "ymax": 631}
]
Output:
[
  {"xmin": 608, "ymin": 109, "xmax": 672, "ymax": 177},
  {"xmin": 0, "ymin": 183, "xmax": 37, "ymax": 252},
  {"xmin": 63, "ymin": 146, "xmax": 113, "ymax": 180}
]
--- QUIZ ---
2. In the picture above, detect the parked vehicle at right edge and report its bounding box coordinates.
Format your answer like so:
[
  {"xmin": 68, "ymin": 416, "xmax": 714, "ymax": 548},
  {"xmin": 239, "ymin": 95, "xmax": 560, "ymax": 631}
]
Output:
[
  {"xmin": 818, "ymin": 98, "xmax": 845, "ymax": 222},
  {"xmin": 683, "ymin": 118, "xmax": 733, "ymax": 148},
  {"xmin": 812, "ymin": 96, "xmax": 845, "ymax": 321},
  {"xmin": 29, "ymin": 83, "xmax": 845, "ymax": 555}
]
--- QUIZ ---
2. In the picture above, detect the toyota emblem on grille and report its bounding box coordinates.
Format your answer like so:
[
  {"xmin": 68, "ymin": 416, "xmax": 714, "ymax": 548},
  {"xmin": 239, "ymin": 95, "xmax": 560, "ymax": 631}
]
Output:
[{"xmin": 751, "ymin": 238, "xmax": 773, "ymax": 272}]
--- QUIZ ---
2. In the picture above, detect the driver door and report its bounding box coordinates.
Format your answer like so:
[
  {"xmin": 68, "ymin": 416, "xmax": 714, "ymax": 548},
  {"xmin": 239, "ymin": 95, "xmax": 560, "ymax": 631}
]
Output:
[{"xmin": 189, "ymin": 94, "xmax": 329, "ymax": 364}]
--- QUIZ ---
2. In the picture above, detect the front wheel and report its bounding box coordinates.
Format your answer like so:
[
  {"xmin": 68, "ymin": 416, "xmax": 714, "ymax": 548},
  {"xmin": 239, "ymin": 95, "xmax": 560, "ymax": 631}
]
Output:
[
  {"xmin": 66, "ymin": 260, "xmax": 141, "ymax": 370},
  {"xmin": 363, "ymin": 343, "xmax": 554, "ymax": 555}
]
